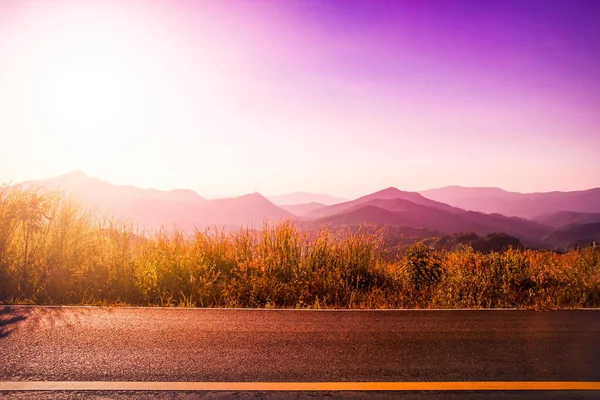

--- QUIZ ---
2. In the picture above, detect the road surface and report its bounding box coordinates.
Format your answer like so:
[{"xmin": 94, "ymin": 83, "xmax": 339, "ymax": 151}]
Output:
[{"xmin": 1, "ymin": 306, "xmax": 599, "ymax": 399}]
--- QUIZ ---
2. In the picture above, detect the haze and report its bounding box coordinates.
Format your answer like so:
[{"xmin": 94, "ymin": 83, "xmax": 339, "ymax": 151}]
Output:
[{"xmin": 1, "ymin": 0, "xmax": 599, "ymax": 198}]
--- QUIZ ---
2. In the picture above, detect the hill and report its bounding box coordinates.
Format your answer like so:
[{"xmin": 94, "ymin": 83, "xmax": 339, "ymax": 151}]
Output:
[
  {"xmin": 22, "ymin": 171, "xmax": 294, "ymax": 231},
  {"xmin": 200, "ymin": 193, "xmax": 295, "ymax": 228},
  {"xmin": 532, "ymin": 211, "xmax": 600, "ymax": 229},
  {"xmin": 308, "ymin": 187, "xmax": 458, "ymax": 218},
  {"xmin": 280, "ymin": 202, "xmax": 327, "ymax": 217},
  {"xmin": 26, "ymin": 170, "xmax": 207, "ymax": 204},
  {"xmin": 267, "ymin": 192, "xmax": 347, "ymax": 206},
  {"xmin": 541, "ymin": 222, "xmax": 600, "ymax": 251},
  {"xmin": 19, "ymin": 174, "xmax": 592, "ymax": 249},
  {"xmin": 312, "ymin": 195, "xmax": 550, "ymax": 247},
  {"xmin": 420, "ymin": 186, "xmax": 600, "ymax": 218}
]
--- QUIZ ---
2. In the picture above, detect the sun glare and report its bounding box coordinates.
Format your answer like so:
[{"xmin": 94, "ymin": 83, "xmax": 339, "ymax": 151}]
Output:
[
  {"xmin": 0, "ymin": 1, "xmax": 204, "ymax": 184},
  {"xmin": 1, "ymin": 0, "xmax": 599, "ymax": 195},
  {"xmin": 32, "ymin": 6, "xmax": 156, "ymax": 157},
  {"xmin": 48, "ymin": 57, "xmax": 124, "ymax": 132}
]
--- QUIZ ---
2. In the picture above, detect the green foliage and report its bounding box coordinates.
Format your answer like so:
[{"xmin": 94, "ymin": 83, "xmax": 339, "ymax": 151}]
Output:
[{"xmin": 0, "ymin": 186, "xmax": 599, "ymax": 309}]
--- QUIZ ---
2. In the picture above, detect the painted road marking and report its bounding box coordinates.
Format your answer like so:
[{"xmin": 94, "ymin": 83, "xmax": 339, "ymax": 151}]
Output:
[{"xmin": 1, "ymin": 382, "xmax": 600, "ymax": 391}]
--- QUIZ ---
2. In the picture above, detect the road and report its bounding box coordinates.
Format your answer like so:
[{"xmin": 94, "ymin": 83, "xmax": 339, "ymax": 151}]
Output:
[{"xmin": 1, "ymin": 306, "xmax": 599, "ymax": 399}]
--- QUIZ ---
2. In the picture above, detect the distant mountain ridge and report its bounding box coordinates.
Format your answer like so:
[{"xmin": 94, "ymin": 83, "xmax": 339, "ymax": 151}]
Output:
[
  {"xmin": 309, "ymin": 187, "xmax": 457, "ymax": 218},
  {"xmin": 279, "ymin": 202, "xmax": 326, "ymax": 217},
  {"xmin": 533, "ymin": 211, "xmax": 600, "ymax": 229},
  {"xmin": 313, "ymin": 190, "xmax": 550, "ymax": 247},
  {"xmin": 27, "ymin": 170, "xmax": 208, "ymax": 204},
  {"xmin": 22, "ymin": 171, "xmax": 294, "ymax": 232},
  {"xmin": 420, "ymin": 186, "xmax": 600, "ymax": 218},
  {"xmin": 267, "ymin": 192, "xmax": 347, "ymax": 206},
  {"xmin": 12, "ymin": 172, "xmax": 600, "ymax": 250},
  {"xmin": 541, "ymin": 222, "xmax": 600, "ymax": 251}
]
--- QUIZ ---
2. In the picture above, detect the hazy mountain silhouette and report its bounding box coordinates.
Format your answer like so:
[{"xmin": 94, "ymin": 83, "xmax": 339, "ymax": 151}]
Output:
[
  {"xmin": 313, "ymin": 195, "xmax": 551, "ymax": 247},
  {"xmin": 316, "ymin": 204, "xmax": 425, "ymax": 227},
  {"xmin": 18, "ymin": 173, "xmax": 598, "ymax": 249},
  {"xmin": 532, "ymin": 211, "xmax": 600, "ymax": 229},
  {"xmin": 308, "ymin": 187, "xmax": 456, "ymax": 218},
  {"xmin": 201, "ymin": 193, "xmax": 295, "ymax": 228},
  {"xmin": 23, "ymin": 171, "xmax": 294, "ymax": 232},
  {"xmin": 420, "ymin": 186, "xmax": 600, "ymax": 218},
  {"xmin": 280, "ymin": 202, "xmax": 327, "ymax": 217},
  {"xmin": 28, "ymin": 170, "xmax": 207, "ymax": 204},
  {"xmin": 541, "ymin": 222, "xmax": 600, "ymax": 251},
  {"xmin": 267, "ymin": 192, "xmax": 347, "ymax": 206}
]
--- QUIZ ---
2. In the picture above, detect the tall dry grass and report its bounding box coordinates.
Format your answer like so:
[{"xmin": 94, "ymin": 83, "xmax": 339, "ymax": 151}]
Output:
[{"xmin": 1, "ymin": 185, "xmax": 598, "ymax": 308}]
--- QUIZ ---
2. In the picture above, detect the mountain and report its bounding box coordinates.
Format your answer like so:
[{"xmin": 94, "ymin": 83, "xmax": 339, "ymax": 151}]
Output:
[
  {"xmin": 267, "ymin": 192, "xmax": 347, "ymax": 206},
  {"xmin": 532, "ymin": 211, "xmax": 600, "ymax": 229},
  {"xmin": 420, "ymin": 186, "xmax": 600, "ymax": 218},
  {"xmin": 420, "ymin": 186, "xmax": 516, "ymax": 203},
  {"xmin": 280, "ymin": 202, "xmax": 327, "ymax": 217},
  {"xmin": 22, "ymin": 171, "xmax": 294, "ymax": 232},
  {"xmin": 313, "ymin": 194, "xmax": 551, "ymax": 247},
  {"xmin": 316, "ymin": 204, "xmax": 425, "ymax": 228},
  {"xmin": 26, "ymin": 170, "xmax": 207, "ymax": 204},
  {"xmin": 308, "ymin": 187, "xmax": 458, "ymax": 218},
  {"xmin": 541, "ymin": 222, "xmax": 600, "ymax": 251},
  {"xmin": 200, "ymin": 193, "xmax": 295, "ymax": 228},
  {"xmin": 20, "ymin": 174, "xmax": 592, "ymax": 248}
]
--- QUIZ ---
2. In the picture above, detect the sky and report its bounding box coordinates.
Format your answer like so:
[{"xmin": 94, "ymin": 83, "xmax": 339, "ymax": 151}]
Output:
[{"xmin": 0, "ymin": 0, "xmax": 599, "ymax": 198}]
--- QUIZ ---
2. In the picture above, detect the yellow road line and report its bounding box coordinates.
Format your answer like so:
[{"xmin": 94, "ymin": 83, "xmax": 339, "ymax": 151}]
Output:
[{"xmin": 1, "ymin": 381, "xmax": 600, "ymax": 391}]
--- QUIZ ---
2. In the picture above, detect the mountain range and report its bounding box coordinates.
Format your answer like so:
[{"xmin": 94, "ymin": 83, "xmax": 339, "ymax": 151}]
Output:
[
  {"xmin": 312, "ymin": 190, "xmax": 550, "ymax": 247},
  {"xmin": 16, "ymin": 171, "xmax": 600, "ymax": 250},
  {"xmin": 420, "ymin": 186, "xmax": 600, "ymax": 219},
  {"xmin": 267, "ymin": 192, "xmax": 347, "ymax": 206},
  {"xmin": 22, "ymin": 171, "xmax": 293, "ymax": 231}
]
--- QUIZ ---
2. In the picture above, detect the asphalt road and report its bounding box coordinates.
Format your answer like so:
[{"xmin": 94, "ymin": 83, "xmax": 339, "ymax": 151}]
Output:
[{"xmin": 1, "ymin": 306, "xmax": 599, "ymax": 399}]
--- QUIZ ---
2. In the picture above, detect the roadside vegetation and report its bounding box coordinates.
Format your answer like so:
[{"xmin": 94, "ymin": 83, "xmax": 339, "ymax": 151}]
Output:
[{"xmin": 1, "ymin": 185, "xmax": 599, "ymax": 308}]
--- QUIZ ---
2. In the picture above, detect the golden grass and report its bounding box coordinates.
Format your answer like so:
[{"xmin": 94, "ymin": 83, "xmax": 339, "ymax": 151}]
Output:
[{"xmin": 1, "ymin": 185, "xmax": 598, "ymax": 308}]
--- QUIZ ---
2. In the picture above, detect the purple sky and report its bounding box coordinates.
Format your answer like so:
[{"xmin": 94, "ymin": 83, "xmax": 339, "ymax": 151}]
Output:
[{"xmin": 0, "ymin": 0, "xmax": 599, "ymax": 197}]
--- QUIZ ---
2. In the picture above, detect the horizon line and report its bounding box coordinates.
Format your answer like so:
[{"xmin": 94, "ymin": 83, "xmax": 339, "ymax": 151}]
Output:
[{"xmin": 8, "ymin": 169, "xmax": 600, "ymax": 200}]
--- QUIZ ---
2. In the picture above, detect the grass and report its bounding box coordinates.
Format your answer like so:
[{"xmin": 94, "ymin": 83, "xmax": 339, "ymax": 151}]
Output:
[{"xmin": 1, "ymin": 185, "xmax": 599, "ymax": 308}]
